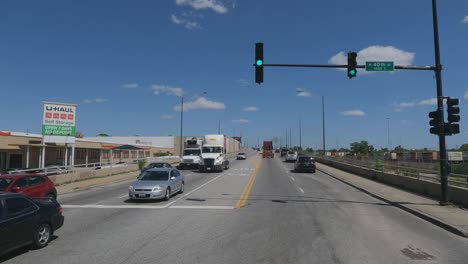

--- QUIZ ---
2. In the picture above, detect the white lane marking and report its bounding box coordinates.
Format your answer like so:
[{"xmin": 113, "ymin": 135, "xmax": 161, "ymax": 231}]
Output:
[
  {"xmin": 62, "ymin": 204, "xmax": 233, "ymax": 210},
  {"xmin": 290, "ymin": 176, "xmax": 295, "ymax": 182},
  {"xmin": 164, "ymin": 171, "xmax": 229, "ymax": 208},
  {"xmin": 299, "ymin": 187, "xmax": 304, "ymax": 194},
  {"xmin": 169, "ymin": 205, "xmax": 233, "ymax": 210},
  {"xmin": 118, "ymin": 194, "xmax": 128, "ymax": 199},
  {"xmin": 62, "ymin": 204, "xmax": 166, "ymax": 209}
]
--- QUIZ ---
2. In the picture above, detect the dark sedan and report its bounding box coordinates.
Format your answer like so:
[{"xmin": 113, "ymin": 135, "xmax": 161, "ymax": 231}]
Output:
[
  {"xmin": 0, "ymin": 193, "xmax": 64, "ymax": 256},
  {"xmin": 294, "ymin": 156, "xmax": 316, "ymax": 173}
]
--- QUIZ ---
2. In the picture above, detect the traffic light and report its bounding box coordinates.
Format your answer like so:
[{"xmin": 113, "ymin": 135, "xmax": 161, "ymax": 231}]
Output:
[
  {"xmin": 447, "ymin": 97, "xmax": 460, "ymax": 134},
  {"xmin": 255, "ymin": 42, "xmax": 264, "ymax": 84},
  {"xmin": 347, "ymin": 52, "xmax": 357, "ymax": 79},
  {"xmin": 429, "ymin": 110, "xmax": 442, "ymax": 135}
]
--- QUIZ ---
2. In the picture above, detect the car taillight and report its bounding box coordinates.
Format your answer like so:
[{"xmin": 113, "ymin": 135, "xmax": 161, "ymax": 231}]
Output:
[{"xmin": 58, "ymin": 207, "xmax": 63, "ymax": 214}]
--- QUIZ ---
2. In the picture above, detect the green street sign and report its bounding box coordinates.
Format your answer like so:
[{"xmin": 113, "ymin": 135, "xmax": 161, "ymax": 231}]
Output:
[
  {"xmin": 42, "ymin": 125, "xmax": 76, "ymax": 136},
  {"xmin": 365, "ymin": 61, "xmax": 394, "ymax": 71}
]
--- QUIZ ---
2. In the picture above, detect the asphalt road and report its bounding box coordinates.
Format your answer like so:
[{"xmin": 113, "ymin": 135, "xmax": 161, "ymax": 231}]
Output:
[{"xmin": 2, "ymin": 153, "xmax": 468, "ymax": 264}]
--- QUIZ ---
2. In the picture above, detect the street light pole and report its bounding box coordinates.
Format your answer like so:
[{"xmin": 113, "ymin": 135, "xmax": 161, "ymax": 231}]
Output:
[
  {"xmin": 322, "ymin": 96, "xmax": 326, "ymax": 156},
  {"xmin": 299, "ymin": 120, "xmax": 302, "ymax": 150},
  {"xmin": 179, "ymin": 96, "xmax": 184, "ymax": 158},
  {"xmin": 386, "ymin": 118, "xmax": 390, "ymax": 149}
]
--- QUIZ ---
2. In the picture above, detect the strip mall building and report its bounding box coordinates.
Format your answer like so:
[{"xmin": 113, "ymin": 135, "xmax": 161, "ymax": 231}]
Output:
[{"xmin": 0, "ymin": 131, "xmax": 240, "ymax": 172}]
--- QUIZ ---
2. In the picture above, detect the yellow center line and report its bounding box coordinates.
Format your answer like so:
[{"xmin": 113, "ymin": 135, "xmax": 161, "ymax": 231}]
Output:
[{"xmin": 234, "ymin": 157, "xmax": 263, "ymax": 209}]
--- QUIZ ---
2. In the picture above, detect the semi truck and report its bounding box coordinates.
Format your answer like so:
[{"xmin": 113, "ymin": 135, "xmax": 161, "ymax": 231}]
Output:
[
  {"xmin": 262, "ymin": 141, "xmax": 274, "ymax": 158},
  {"xmin": 199, "ymin": 134, "xmax": 230, "ymax": 172},
  {"xmin": 179, "ymin": 137, "xmax": 204, "ymax": 170}
]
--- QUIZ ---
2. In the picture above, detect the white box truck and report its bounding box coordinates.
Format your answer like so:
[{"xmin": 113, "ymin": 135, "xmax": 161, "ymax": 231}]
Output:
[
  {"xmin": 179, "ymin": 137, "xmax": 204, "ymax": 170},
  {"xmin": 199, "ymin": 134, "xmax": 230, "ymax": 172}
]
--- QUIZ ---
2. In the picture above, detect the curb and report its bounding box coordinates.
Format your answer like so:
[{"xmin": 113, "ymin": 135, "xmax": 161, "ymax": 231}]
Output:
[{"xmin": 317, "ymin": 167, "xmax": 468, "ymax": 239}]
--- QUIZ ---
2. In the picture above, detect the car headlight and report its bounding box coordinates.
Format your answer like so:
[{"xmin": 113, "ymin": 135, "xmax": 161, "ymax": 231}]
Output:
[
  {"xmin": 152, "ymin": 186, "xmax": 162, "ymax": 191},
  {"xmin": 129, "ymin": 186, "xmax": 134, "ymax": 191}
]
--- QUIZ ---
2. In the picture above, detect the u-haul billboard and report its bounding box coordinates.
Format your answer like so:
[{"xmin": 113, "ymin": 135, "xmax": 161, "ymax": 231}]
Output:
[{"xmin": 42, "ymin": 102, "xmax": 77, "ymax": 136}]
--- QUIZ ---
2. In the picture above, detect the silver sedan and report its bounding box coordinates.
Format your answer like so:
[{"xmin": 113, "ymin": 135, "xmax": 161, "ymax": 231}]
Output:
[{"xmin": 128, "ymin": 168, "xmax": 184, "ymax": 201}]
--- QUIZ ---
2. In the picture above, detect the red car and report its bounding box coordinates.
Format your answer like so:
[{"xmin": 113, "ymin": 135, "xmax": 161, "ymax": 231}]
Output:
[{"xmin": 0, "ymin": 174, "xmax": 57, "ymax": 200}]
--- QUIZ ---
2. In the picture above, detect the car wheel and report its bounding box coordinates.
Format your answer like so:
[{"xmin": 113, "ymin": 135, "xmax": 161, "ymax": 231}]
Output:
[
  {"xmin": 46, "ymin": 193, "xmax": 56, "ymax": 200},
  {"xmin": 164, "ymin": 188, "xmax": 171, "ymax": 201},
  {"xmin": 33, "ymin": 224, "xmax": 51, "ymax": 249},
  {"xmin": 312, "ymin": 169, "xmax": 316, "ymax": 173},
  {"xmin": 180, "ymin": 182, "xmax": 184, "ymax": 193},
  {"xmin": 225, "ymin": 163, "xmax": 229, "ymax": 170}
]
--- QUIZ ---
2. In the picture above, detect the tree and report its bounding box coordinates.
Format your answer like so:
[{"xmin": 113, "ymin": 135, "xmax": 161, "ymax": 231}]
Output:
[
  {"xmin": 305, "ymin": 147, "xmax": 314, "ymax": 153},
  {"xmin": 350, "ymin": 141, "xmax": 374, "ymax": 155},
  {"xmin": 97, "ymin": 133, "xmax": 110, "ymax": 137},
  {"xmin": 75, "ymin": 131, "xmax": 85, "ymax": 138},
  {"xmin": 393, "ymin": 145, "xmax": 407, "ymax": 153},
  {"xmin": 459, "ymin": 144, "xmax": 468, "ymax": 151}
]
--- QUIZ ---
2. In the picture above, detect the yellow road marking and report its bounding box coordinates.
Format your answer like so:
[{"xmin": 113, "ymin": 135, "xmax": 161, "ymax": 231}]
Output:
[{"xmin": 234, "ymin": 157, "xmax": 262, "ymax": 209}]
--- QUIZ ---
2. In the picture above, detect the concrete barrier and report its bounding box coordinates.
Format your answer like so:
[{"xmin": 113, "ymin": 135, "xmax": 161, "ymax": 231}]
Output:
[{"xmin": 316, "ymin": 158, "xmax": 468, "ymax": 208}]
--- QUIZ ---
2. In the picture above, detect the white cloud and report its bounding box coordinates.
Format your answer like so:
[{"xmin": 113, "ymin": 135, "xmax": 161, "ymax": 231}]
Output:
[
  {"xmin": 243, "ymin": 106, "xmax": 258, "ymax": 112},
  {"xmin": 232, "ymin": 118, "xmax": 249, "ymax": 123},
  {"xmin": 152, "ymin": 84, "xmax": 184, "ymax": 97},
  {"xmin": 160, "ymin": 115, "xmax": 174, "ymax": 120},
  {"xmin": 328, "ymin": 46, "xmax": 415, "ymax": 74},
  {"xmin": 122, "ymin": 83, "xmax": 138, "ymax": 89},
  {"xmin": 418, "ymin": 98, "xmax": 437, "ymax": 106},
  {"xmin": 171, "ymin": 14, "xmax": 184, "ymax": 25},
  {"xmin": 174, "ymin": 97, "xmax": 225, "ymax": 111},
  {"xmin": 176, "ymin": 0, "xmax": 228, "ymax": 14},
  {"xmin": 341, "ymin": 110, "xmax": 365, "ymax": 116},
  {"xmin": 399, "ymin": 102, "xmax": 416, "ymax": 107},
  {"xmin": 462, "ymin": 16, "xmax": 468, "ymax": 23},
  {"xmin": 238, "ymin": 78, "xmax": 250, "ymax": 86},
  {"xmin": 464, "ymin": 91, "xmax": 468, "ymax": 100},
  {"xmin": 296, "ymin": 88, "xmax": 312, "ymax": 97},
  {"xmin": 84, "ymin": 98, "xmax": 108, "ymax": 104},
  {"xmin": 170, "ymin": 14, "xmax": 201, "ymax": 29}
]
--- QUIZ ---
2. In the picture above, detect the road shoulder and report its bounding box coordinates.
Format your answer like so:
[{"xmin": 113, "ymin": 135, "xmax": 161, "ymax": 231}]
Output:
[{"xmin": 317, "ymin": 162, "xmax": 468, "ymax": 238}]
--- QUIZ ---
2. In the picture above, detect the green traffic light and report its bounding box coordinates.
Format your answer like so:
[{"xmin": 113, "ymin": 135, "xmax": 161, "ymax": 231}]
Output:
[
  {"xmin": 349, "ymin": 69, "xmax": 356, "ymax": 76},
  {"xmin": 256, "ymin": 60, "xmax": 263, "ymax": 66}
]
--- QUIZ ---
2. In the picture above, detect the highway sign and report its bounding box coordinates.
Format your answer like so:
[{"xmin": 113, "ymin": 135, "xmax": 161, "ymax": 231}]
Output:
[{"xmin": 365, "ymin": 61, "xmax": 394, "ymax": 71}]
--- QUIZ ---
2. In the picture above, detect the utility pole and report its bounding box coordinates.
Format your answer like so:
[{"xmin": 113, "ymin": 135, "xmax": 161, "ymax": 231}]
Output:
[
  {"xmin": 322, "ymin": 96, "xmax": 326, "ymax": 156},
  {"xmin": 285, "ymin": 129, "xmax": 288, "ymax": 149},
  {"xmin": 432, "ymin": 0, "xmax": 449, "ymax": 205}
]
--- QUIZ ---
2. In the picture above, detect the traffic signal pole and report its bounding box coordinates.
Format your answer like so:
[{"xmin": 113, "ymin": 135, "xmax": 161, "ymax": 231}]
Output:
[
  {"xmin": 431, "ymin": 0, "xmax": 449, "ymax": 205},
  {"xmin": 254, "ymin": 0, "xmax": 452, "ymax": 205}
]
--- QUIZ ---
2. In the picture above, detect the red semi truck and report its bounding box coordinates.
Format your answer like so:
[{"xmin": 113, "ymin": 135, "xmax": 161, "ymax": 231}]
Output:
[{"xmin": 262, "ymin": 141, "xmax": 274, "ymax": 158}]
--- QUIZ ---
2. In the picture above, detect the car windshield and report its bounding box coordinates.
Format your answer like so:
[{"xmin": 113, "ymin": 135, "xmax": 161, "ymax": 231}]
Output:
[
  {"xmin": 298, "ymin": 157, "xmax": 313, "ymax": 162},
  {"xmin": 138, "ymin": 171, "xmax": 169, "ymax": 181},
  {"xmin": 203, "ymin": 147, "xmax": 222, "ymax": 153},
  {"xmin": 184, "ymin": 149, "xmax": 201, "ymax": 155},
  {"xmin": 149, "ymin": 163, "xmax": 165, "ymax": 168},
  {"xmin": 287, "ymin": 151, "xmax": 295, "ymax": 154},
  {"xmin": 0, "ymin": 178, "xmax": 13, "ymax": 191}
]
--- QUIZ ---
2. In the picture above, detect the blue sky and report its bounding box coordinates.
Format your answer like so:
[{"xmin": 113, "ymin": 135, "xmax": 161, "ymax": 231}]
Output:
[{"xmin": 1, "ymin": 0, "xmax": 467, "ymax": 150}]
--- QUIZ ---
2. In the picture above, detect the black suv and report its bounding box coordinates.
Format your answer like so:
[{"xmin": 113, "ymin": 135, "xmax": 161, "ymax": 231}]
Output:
[
  {"xmin": 0, "ymin": 193, "xmax": 64, "ymax": 256},
  {"xmin": 280, "ymin": 149, "xmax": 288, "ymax": 157},
  {"xmin": 294, "ymin": 156, "xmax": 316, "ymax": 173}
]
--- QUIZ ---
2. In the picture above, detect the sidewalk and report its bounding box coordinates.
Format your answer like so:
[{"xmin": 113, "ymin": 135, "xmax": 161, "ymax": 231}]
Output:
[
  {"xmin": 317, "ymin": 163, "xmax": 468, "ymax": 238},
  {"xmin": 56, "ymin": 171, "xmax": 139, "ymax": 195}
]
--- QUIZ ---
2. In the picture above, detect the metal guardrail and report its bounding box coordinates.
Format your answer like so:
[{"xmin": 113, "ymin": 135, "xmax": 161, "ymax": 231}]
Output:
[{"xmin": 319, "ymin": 156, "xmax": 468, "ymax": 188}]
